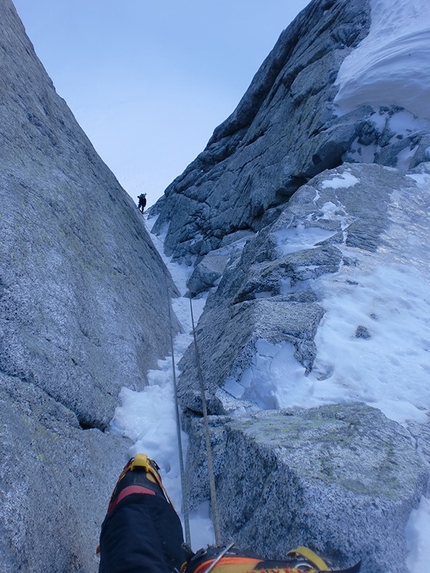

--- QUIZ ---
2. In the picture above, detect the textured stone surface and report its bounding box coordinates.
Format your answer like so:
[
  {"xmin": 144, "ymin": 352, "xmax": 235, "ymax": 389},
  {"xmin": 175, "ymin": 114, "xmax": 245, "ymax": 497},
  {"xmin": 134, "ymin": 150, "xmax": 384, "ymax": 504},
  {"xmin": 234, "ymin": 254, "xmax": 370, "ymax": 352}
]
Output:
[
  {"xmin": 0, "ymin": 372, "xmax": 129, "ymax": 573},
  {"xmin": 0, "ymin": 0, "xmax": 179, "ymax": 430},
  {"xmin": 151, "ymin": 0, "xmax": 373, "ymax": 262},
  {"xmin": 177, "ymin": 163, "xmax": 409, "ymax": 414},
  {"xmin": 187, "ymin": 251, "xmax": 230, "ymax": 296},
  {"xmin": 0, "ymin": 1, "xmax": 178, "ymax": 570},
  {"xmin": 3, "ymin": 0, "xmax": 430, "ymax": 570},
  {"xmin": 151, "ymin": 0, "xmax": 430, "ymax": 266},
  {"xmin": 185, "ymin": 404, "xmax": 429, "ymax": 573}
]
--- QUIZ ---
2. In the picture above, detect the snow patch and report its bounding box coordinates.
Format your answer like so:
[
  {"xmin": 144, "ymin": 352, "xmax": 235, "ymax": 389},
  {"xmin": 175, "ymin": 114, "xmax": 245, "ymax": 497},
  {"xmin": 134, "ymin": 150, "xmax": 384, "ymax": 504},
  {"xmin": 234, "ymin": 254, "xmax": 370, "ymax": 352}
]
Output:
[
  {"xmin": 320, "ymin": 172, "xmax": 360, "ymax": 189},
  {"xmin": 110, "ymin": 216, "xmax": 212, "ymax": 547},
  {"xmin": 334, "ymin": 0, "xmax": 430, "ymax": 120},
  {"xmin": 406, "ymin": 497, "xmax": 430, "ymax": 572},
  {"xmin": 407, "ymin": 171, "xmax": 430, "ymax": 186},
  {"xmin": 224, "ymin": 339, "xmax": 312, "ymax": 410},
  {"xmin": 397, "ymin": 146, "xmax": 418, "ymax": 170},
  {"xmin": 273, "ymin": 224, "xmax": 337, "ymax": 255},
  {"xmin": 310, "ymin": 261, "xmax": 430, "ymax": 425}
]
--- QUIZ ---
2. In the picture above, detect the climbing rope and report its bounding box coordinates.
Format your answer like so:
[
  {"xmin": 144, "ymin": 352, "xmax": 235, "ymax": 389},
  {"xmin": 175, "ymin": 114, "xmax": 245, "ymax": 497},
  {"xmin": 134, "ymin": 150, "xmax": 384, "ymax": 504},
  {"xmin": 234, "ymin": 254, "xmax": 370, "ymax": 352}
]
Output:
[
  {"xmin": 148, "ymin": 221, "xmax": 221, "ymax": 546},
  {"xmin": 165, "ymin": 275, "xmax": 192, "ymax": 546},
  {"xmin": 143, "ymin": 221, "xmax": 191, "ymax": 543},
  {"xmin": 189, "ymin": 297, "xmax": 222, "ymax": 546}
]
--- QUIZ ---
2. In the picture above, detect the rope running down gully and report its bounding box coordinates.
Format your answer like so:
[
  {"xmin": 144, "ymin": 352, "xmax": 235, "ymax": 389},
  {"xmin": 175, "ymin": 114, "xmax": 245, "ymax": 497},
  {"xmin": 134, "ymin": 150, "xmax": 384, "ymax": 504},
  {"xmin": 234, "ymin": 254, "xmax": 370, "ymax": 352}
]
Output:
[
  {"xmin": 155, "ymin": 221, "xmax": 221, "ymax": 547},
  {"xmin": 189, "ymin": 297, "xmax": 222, "ymax": 546},
  {"xmin": 166, "ymin": 277, "xmax": 192, "ymax": 546}
]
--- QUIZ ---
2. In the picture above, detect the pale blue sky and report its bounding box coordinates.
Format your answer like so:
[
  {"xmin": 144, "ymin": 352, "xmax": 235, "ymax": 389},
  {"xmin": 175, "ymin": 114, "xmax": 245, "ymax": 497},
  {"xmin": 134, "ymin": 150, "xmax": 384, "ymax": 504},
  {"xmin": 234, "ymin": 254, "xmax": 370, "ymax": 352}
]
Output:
[{"xmin": 13, "ymin": 0, "xmax": 310, "ymax": 206}]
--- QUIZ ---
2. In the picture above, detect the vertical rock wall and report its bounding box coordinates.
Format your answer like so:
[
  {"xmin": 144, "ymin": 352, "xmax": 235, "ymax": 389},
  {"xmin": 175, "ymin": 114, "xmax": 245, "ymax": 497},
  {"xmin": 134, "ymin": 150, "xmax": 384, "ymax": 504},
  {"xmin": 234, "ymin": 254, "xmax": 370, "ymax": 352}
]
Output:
[
  {"xmin": 0, "ymin": 1, "xmax": 178, "ymax": 570},
  {"xmin": 0, "ymin": 0, "xmax": 178, "ymax": 430},
  {"xmin": 151, "ymin": 0, "xmax": 372, "ymax": 262}
]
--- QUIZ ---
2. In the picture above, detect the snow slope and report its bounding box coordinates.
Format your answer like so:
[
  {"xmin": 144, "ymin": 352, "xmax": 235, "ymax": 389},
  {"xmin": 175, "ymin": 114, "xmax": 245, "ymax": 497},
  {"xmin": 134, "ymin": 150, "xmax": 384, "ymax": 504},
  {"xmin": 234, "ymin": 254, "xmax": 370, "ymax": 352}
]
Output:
[{"xmin": 111, "ymin": 219, "xmax": 215, "ymax": 549}]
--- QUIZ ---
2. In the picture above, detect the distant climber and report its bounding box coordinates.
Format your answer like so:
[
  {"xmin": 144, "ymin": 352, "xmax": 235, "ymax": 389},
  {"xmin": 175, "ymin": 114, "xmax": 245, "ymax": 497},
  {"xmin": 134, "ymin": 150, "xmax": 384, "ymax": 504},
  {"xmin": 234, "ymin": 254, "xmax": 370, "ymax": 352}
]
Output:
[
  {"xmin": 138, "ymin": 193, "xmax": 147, "ymax": 213},
  {"xmin": 97, "ymin": 453, "xmax": 361, "ymax": 573}
]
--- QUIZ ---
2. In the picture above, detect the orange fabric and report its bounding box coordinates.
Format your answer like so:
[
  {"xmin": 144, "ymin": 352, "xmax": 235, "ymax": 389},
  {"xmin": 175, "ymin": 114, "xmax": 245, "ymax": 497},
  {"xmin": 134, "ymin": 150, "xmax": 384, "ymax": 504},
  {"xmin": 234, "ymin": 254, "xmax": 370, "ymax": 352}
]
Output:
[
  {"xmin": 193, "ymin": 563, "xmax": 306, "ymax": 573},
  {"xmin": 108, "ymin": 485, "xmax": 156, "ymax": 513},
  {"xmin": 193, "ymin": 557, "xmax": 261, "ymax": 573}
]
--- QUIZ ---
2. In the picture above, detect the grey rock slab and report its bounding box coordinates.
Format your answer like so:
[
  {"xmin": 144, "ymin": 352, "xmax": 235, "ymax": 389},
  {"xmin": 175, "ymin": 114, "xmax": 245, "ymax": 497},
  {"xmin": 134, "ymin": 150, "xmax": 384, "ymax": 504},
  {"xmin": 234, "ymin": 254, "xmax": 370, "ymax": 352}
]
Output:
[
  {"xmin": 187, "ymin": 252, "xmax": 230, "ymax": 296},
  {"xmin": 0, "ymin": 3, "xmax": 179, "ymax": 570},
  {"xmin": 185, "ymin": 404, "xmax": 429, "ymax": 573},
  {"xmin": 150, "ymin": 0, "xmax": 372, "ymax": 262}
]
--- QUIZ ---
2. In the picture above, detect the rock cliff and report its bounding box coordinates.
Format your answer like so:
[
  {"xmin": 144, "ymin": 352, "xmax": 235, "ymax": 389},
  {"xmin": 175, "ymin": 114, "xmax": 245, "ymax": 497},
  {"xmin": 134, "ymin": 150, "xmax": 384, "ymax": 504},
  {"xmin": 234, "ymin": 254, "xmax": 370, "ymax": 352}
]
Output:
[
  {"xmin": 185, "ymin": 404, "xmax": 428, "ymax": 573},
  {"xmin": 2, "ymin": 0, "xmax": 430, "ymax": 570},
  {"xmin": 149, "ymin": 0, "xmax": 430, "ymax": 571},
  {"xmin": 0, "ymin": 0, "xmax": 178, "ymax": 570},
  {"xmin": 152, "ymin": 0, "xmax": 430, "ymax": 266}
]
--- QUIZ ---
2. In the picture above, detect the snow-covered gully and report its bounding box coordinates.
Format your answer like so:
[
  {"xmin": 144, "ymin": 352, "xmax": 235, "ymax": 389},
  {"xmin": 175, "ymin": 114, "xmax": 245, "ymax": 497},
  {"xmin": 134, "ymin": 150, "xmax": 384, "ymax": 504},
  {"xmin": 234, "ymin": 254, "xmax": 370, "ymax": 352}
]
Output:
[{"xmin": 110, "ymin": 213, "xmax": 430, "ymax": 570}]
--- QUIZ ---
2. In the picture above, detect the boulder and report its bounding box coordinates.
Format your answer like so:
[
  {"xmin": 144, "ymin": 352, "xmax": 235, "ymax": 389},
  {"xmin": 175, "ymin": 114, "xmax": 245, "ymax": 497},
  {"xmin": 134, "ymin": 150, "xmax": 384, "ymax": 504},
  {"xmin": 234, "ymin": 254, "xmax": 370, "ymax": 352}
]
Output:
[{"xmin": 185, "ymin": 404, "xmax": 429, "ymax": 573}]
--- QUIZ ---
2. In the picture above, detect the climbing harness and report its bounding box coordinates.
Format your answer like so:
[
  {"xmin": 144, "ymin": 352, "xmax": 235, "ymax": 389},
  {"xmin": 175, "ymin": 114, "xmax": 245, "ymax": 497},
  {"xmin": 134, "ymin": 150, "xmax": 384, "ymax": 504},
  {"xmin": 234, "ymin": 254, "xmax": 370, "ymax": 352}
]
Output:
[{"xmin": 189, "ymin": 296, "xmax": 222, "ymax": 546}]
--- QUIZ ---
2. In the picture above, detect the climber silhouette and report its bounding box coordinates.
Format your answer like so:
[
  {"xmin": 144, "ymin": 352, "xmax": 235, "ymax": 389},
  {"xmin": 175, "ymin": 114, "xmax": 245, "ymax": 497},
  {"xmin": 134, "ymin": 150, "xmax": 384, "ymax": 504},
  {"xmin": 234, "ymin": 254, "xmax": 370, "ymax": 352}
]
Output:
[
  {"xmin": 138, "ymin": 193, "xmax": 147, "ymax": 213},
  {"xmin": 97, "ymin": 454, "xmax": 361, "ymax": 573}
]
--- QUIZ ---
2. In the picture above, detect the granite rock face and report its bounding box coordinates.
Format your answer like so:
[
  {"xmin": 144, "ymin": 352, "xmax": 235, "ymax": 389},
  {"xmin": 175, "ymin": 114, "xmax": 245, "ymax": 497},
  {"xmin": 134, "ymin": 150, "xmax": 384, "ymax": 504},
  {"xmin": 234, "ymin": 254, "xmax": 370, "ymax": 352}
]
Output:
[
  {"xmin": 176, "ymin": 162, "xmax": 430, "ymax": 573},
  {"xmin": 151, "ymin": 0, "xmax": 373, "ymax": 262},
  {"xmin": 0, "ymin": 372, "xmax": 129, "ymax": 573},
  {"xmin": 149, "ymin": 2, "xmax": 430, "ymax": 565},
  {"xmin": 151, "ymin": 0, "xmax": 430, "ymax": 266},
  {"xmin": 0, "ymin": 1, "xmax": 178, "ymax": 570},
  {"xmin": 185, "ymin": 405, "xmax": 428, "ymax": 573},
  {"xmin": 177, "ymin": 163, "xmax": 411, "ymax": 415},
  {"xmin": 0, "ymin": 0, "xmax": 179, "ymax": 431}
]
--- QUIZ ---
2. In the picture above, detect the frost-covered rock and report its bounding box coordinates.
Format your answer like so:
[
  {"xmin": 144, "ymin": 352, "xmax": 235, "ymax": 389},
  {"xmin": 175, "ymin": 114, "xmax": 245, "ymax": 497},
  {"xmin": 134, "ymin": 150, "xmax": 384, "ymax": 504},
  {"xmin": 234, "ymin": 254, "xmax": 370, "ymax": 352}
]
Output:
[
  {"xmin": 179, "ymin": 160, "xmax": 430, "ymax": 569},
  {"xmin": 177, "ymin": 163, "xmax": 415, "ymax": 415},
  {"xmin": 185, "ymin": 404, "xmax": 428, "ymax": 573}
]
